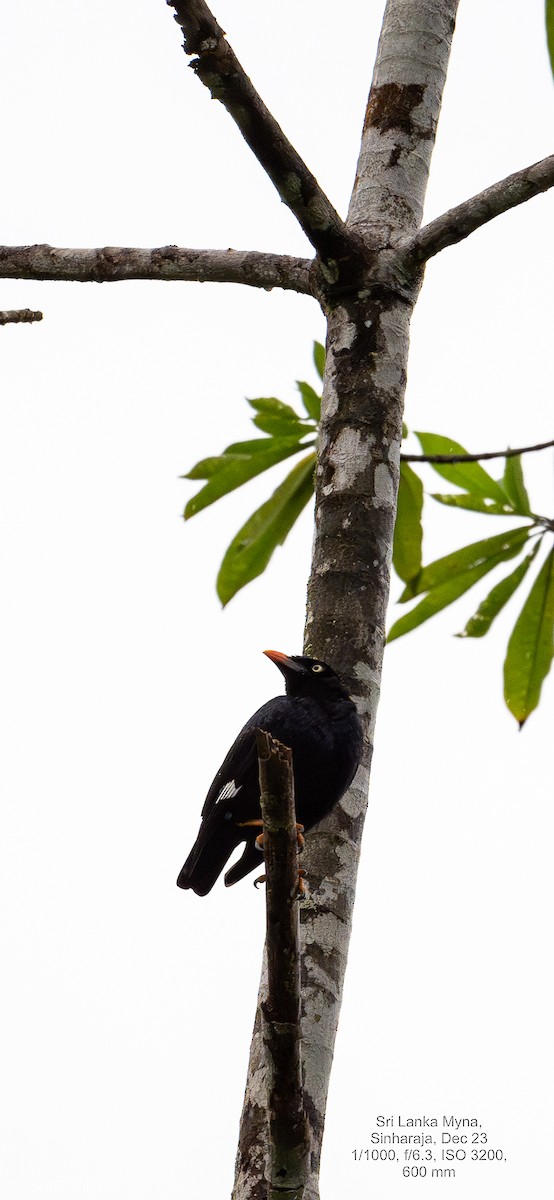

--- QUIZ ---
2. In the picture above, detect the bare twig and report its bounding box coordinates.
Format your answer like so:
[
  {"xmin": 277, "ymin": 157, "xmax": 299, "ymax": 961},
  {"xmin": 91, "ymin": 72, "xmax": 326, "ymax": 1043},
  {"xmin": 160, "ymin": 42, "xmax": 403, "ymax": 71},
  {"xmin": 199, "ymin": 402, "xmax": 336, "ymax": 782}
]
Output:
[
  {"xmin": 402, "ymin": 438, "xmax": 554, "ymax": 464},
  {"xmin": 0, "ymin": 244, "xmax": 312, "ymax": 293},
  {"xmin": 168, "ymin": 0, "xmax": 360, "ymax": 283},
  {"xmin": 409, "ymin": 154, "xmax": 554, "ymax": 262},
  {"xmin": 0, "ymin": 308, "xmax": 43, "ymax": 325},
  {"xmin": 256, "ymin": 730, "xmax": 308, "ymax": 1200}
]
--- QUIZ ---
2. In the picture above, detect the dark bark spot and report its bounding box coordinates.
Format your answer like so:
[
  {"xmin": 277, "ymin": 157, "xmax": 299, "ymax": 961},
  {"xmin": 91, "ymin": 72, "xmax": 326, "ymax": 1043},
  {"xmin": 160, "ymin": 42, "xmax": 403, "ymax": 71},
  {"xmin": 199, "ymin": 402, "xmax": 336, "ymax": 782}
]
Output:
[
  {"xmin": 302, "ymin": 1090, "xmax": 324, "ymax": 1176},
  {"xmin": 364, "ymin": 82, "xmax": 428, "ymax": 137},
  {"xmin": 302, "ymin": 941, "xmax": 342, "ymax": 991},
  {"xmin": 234, "ymin": 1097, "xmax": 267, "ymax": 1192}
]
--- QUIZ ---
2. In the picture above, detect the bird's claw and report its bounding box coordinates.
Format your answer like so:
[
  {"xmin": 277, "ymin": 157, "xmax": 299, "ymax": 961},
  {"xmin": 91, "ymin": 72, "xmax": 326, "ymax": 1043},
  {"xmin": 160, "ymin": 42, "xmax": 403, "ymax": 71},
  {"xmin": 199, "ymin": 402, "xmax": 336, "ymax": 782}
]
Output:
[
  {"xmin": 240, "ymin": 818, "xmax": 306, "ymax": 894},
  {"xmin": 254, "ymin": 869, "xmax": 307, "ymax": 895}
]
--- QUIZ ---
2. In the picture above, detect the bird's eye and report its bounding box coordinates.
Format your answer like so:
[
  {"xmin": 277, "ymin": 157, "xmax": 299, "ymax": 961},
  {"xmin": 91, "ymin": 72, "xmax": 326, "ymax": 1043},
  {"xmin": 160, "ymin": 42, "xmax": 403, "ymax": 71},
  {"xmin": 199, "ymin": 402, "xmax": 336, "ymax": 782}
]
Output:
[{"xmin": 311, "ymin": 663, "xmax": 325, "ymax": 673}]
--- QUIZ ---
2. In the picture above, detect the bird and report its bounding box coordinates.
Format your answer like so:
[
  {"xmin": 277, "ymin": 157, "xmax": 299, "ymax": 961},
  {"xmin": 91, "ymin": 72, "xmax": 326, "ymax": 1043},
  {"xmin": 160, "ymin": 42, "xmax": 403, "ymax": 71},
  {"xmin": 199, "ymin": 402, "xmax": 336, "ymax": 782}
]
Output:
[{"xmin": 177, "ymin": 650, "xmax": 363, "ymax": 896}]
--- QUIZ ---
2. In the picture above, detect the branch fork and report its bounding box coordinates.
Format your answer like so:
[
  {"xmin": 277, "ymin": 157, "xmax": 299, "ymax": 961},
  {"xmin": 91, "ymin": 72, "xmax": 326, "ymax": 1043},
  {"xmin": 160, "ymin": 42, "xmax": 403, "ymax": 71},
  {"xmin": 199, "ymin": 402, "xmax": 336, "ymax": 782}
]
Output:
[{"xmin": 168, "ymin": 0, "xmax": 364, "ymax": 290}]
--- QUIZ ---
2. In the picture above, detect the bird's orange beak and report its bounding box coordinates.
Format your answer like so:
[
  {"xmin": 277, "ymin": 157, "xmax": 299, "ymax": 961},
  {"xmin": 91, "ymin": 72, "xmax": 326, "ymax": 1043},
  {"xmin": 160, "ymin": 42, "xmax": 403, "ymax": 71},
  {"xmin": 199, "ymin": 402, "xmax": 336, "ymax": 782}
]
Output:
[
  {"xmin": 264, "ymin": 649, "xmax": 302, "ymax": 673},
  {"xmin": 264, "ymin": 649, "xmax": 289, "ymax": 666}
]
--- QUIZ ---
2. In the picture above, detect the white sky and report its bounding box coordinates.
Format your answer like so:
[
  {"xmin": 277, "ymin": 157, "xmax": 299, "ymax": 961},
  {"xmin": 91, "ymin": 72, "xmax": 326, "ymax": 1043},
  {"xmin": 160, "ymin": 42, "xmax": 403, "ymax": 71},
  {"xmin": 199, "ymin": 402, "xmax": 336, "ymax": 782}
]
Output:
[{"xmin": 0, "ymin": 2, "xmax": 552, "ymax": 1198}]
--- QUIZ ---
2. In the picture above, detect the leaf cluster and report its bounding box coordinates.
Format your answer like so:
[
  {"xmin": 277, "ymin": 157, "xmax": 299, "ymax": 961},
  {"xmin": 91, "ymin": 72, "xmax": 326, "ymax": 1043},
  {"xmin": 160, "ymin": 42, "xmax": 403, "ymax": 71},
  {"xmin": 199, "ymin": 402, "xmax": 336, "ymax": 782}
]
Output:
[
  {"xmin": 390, "ymin": 433, "xmax": 554, "ymax": 726},
  {"xmin": 184, "ymin": 346, "xmax": 553, "ymax": 724},
  {"xmin": 183, "ymin": 343, "xmax": 323, "ymax": 605}
]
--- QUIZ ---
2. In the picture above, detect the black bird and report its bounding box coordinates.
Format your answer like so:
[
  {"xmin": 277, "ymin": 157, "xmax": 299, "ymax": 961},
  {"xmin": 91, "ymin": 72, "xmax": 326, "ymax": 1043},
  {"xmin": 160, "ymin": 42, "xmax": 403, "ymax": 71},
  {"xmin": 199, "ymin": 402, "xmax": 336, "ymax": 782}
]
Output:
[{"xmin": 177, "ymin": 650, "xmax": 363, "ymax": 896}]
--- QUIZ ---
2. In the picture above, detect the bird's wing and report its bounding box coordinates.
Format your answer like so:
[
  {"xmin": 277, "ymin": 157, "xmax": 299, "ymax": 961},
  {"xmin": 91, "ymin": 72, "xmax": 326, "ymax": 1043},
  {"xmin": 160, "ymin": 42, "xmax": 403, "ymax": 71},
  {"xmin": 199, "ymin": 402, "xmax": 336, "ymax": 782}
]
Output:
[
  {"xmin": 200, "ymin": 724, "xmax": 259, "ymax": 819},
  {"xmin": 199, "ymin": 696, "xmax": 292, "ymax": 820}
]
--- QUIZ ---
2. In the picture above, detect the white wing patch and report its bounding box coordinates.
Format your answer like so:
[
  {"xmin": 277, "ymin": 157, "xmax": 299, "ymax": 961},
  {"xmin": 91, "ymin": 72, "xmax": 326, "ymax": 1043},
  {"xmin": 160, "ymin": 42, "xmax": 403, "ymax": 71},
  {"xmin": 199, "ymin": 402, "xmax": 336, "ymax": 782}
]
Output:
[{"xmin": 217, "ymin": 780, "xmax": 242, "ymax": 804}]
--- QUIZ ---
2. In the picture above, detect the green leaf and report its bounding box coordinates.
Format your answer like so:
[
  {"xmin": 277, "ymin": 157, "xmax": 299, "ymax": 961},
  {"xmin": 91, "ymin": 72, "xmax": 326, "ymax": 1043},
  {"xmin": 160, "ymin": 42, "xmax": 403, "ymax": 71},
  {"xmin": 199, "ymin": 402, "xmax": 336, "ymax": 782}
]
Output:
[
  {"xmin": 457, "ymin": 542, "xmax": 541, "ymax": 638},
  {"xmin": 252, "ymin": 413, "xmax": 315, "ymax": 438},
  {"xmin": 185, "ymin": 456, "xmax": 231, "ymax": 481},
  {"xmin": 247, "ymin": 396, "xmax": 302, "ymax": 421},
  {"xmin": 388, "ymin": 535, "xmax": 531, "ymax": 643},
  {"xmin": 313, "ymin": 340, "xmax": 325, "ymax": 380},
  {"xmin": 184, "ymin": 437, "xmax": 310, "ymax": 518},
  {"xmin": 415, "ymin": 432, "xmax": 508, "ymax": 502},
  {"xmin": 247, "ymin": 395, "xmax": 315, "ymax": 439},
  {"xmin": 296, "ymin": 380, "xmax": 321, "ymax": 422},
  {"xmin": 223, "ymin": 437, "xmax": 301, "ymax": 456},
  {"xmin": 547, "ymin": 0, "xmax": 554, "ymax": 79},
  {"xmin": 504, "ymin": 547, "xmax": 554, "ymax": 726},
  {"xmin": 399, "ymin": 526, "xmax": 531, "ymax": 601},
  {"xmin": 401, "ymin": 421, "xmax": 408, "ymax": 439},
  {"xmin": 217, "ymin": 453, "xmax": 316, "ymax": 605},
  {"xmin": 431, "ymin": 492, "xmax": 516, "ymax": 515},
  {"xmin": 502, "ymin": 454, "xmax": 531, "ymax": 515},
  {"xmin": 393, "ymin": 462, "xmax": 424, "ymax": 584}
]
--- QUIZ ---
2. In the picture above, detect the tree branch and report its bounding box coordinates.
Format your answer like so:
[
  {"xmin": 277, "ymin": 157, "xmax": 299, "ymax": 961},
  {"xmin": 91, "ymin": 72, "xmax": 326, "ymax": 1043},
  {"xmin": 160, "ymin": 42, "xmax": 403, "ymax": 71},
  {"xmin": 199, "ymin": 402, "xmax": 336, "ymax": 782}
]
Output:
[
  {"xmin": 168, "ymin": 0, "xmax": 360, "ymax": 283},
  {"xmin": 402, "ymin": 438, "xmax": 554, "ymax": 464},
  {"xmin": 409, "ymin": 154, "xmax": 554, "ymax": 262},
  {"xmin": 0, "ymin": 308, "xmax": 43, "ymax": 325},
  {"xmin": 256, "ymin": 730, "xmax": 308, "ymax": 1200},
  {"xmin": 0, "ymin": 244, "xmax": 313, "ymax": 293}
]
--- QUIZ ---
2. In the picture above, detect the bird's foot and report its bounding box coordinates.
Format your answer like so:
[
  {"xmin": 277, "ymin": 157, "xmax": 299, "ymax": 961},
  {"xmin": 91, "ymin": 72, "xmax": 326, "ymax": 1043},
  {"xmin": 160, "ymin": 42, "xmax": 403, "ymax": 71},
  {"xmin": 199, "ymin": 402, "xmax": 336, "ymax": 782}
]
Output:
[
  {"xmin": 254, "ymin": 869, "xmax": 307, "ymax": 896},
  {"xmin": 236, "ymin": 818, "xmax": 265, "ymax": 849},
  {"xmin": 237, "ymin": 818, "xmax": 304, "ymax": 845},
  {"xmin": 239, "ymin": 819, "xmax": 306, "ymax": 893}
]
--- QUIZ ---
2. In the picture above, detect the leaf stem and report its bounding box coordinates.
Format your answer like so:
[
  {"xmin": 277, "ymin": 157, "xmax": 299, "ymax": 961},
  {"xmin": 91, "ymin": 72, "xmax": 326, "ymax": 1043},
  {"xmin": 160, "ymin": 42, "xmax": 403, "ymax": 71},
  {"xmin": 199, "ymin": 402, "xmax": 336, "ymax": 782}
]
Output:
[{"xmin": 402, "ymin": 438, "xmax": 554, "ymax": 464}]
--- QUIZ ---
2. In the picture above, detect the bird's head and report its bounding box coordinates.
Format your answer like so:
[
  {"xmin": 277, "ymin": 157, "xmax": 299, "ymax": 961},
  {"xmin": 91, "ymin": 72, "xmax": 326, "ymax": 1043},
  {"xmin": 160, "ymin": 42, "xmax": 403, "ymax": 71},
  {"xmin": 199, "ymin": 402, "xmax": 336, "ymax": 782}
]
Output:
[{"xmin": 264, "ymin": 649, "xmax": 350, "ymax": 700}]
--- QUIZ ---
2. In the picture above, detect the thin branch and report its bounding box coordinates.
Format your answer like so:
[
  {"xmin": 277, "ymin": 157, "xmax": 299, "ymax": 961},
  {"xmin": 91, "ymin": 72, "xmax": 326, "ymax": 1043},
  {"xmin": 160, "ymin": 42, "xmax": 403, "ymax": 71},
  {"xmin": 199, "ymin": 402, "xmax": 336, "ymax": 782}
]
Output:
[
  {"xmin": 409, "ymin": 154, "xmax": 554, "ymax": 263},
  {"xmin": 0, "ymin": 308, "xmax": 43, "ymax": 325},
  {"xmin": 256, "ymin": 730, "xmax": 308, "ymax": 1200},
  {"xmin": 168, "ymin": 0, "xmax": 360, "ymax": 283},
  {"xmin": 402, "ymin": 438, "xmax": 554, "ymax": 464},
  {"xmin": 0, "ymin": 244, "xmax": 313, "ymax": 294}
]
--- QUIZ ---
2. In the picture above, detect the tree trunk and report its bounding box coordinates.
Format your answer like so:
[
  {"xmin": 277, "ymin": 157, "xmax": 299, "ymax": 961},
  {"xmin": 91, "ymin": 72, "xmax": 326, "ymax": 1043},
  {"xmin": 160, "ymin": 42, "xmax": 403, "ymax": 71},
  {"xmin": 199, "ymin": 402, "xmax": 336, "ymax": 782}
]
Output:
[{"xmin": 233, "ymin": 2, "xmax": 459, "ymax": 1196}]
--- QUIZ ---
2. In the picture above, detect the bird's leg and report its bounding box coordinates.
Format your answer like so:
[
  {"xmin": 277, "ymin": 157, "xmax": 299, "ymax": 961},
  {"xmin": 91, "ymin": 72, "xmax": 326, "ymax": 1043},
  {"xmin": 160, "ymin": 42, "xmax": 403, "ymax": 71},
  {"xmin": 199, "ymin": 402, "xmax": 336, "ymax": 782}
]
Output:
[
  {"xmin": 238, "ymin": 819, "xmax": 304, "ymax": 851},
  {"xmin": 236, "ymin": 818, "xmax": 265, "ymax": 850},
  {"xmin": 239, "ymin": 820, "xmax": 306, "ymax": 894},
  {"xmin": 250, "ymin": 827, "xmax": 306, "ymax": 895},
  {"xmin": 294, "ymin": 824, "xmax": 306, "ymax": 894},
  {"xmin": 297, "ymin": 867, "xmax": 307, "ymax": 896}
]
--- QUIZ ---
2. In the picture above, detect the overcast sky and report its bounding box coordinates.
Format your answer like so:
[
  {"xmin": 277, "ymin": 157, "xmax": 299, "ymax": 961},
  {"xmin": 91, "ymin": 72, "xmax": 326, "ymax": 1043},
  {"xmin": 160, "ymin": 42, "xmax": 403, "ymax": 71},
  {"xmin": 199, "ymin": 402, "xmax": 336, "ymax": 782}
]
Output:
[{"xmin": 1, "ymin": 2, "xmax": 552, "ymax": 1198}]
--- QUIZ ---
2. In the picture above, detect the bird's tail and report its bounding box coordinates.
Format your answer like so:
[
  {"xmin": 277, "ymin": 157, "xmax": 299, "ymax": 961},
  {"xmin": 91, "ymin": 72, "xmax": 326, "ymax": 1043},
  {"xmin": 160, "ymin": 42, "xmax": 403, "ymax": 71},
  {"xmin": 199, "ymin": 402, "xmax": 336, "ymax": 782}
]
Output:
[
  {"xmin": 224, "ymin": 840, "xmax": 263, "ymax": 888},
  {"xmin": 176, "ymin": 823, "xmax": 242, "ymax": 897}
]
